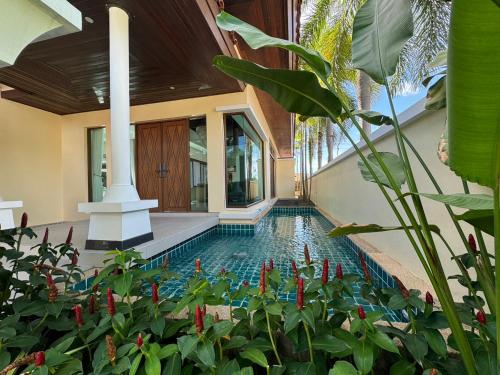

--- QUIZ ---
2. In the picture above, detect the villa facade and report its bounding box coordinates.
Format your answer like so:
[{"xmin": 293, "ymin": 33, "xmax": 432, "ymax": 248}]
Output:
[{"xmin": 0, "ymin": 0, "xmax": 297, "ymax": 250}]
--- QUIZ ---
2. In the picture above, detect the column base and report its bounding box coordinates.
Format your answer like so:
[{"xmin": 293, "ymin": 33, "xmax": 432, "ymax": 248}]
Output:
[
  {"xmin": 0, "ymin": 201, "xmax": 23, "ymax": 230},
  {"xmin": 78, "ymin": 200, "xmax": 158, "ymax": 250}
]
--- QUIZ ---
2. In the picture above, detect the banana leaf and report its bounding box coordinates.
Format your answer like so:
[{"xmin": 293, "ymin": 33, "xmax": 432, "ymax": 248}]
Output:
[{"xmin": 447, "ymin": 0, "xmax": 500, "ymax": 188}]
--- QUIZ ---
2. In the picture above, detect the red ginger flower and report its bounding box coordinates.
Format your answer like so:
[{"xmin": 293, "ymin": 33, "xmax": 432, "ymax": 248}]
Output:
[
  {"xmin": 304, "ymin": 244, "xmax": 311, "ymax": 266},
  {"xmin": 425, "ymin": 291, "xmax": 434, "ymax": 305},
  {"xmin": 242, "ymin": 280, "xmax": 249, "ymax": 287},
  {"xmin": 48, "ymin": 284, "xmax": 58, "ymax": 302},
  {"xmin": 336, "ymin": 263, "xmax": 343, "ymax": 280},
  {"xmin": 468, "ymin": 234, "xmax": 478, "ymax": 253},
  {"xmin": 359, "ymin": 252, "xmax": 371, "ymax": 283},
  {"xmin": 291, "ymin": 260, "xmax": 298, "ymax": 283},
  {"xmin": 220, "ymin": 267, "xmax": 226, "ymax": 275},
  {"xmin": 107, "ymin": 288, "xmax": 116, "ymax": 316},
  {"xmin": 195, "ymin": 304, "xmax": 204, "ymax": 334},
  {"xmin": 202, "ymin": 305, "xmax": 207, "ymax": 318},
  {"xmin": 136, "ymin": 333, "xmax": 143, "ymax": 348},
  {"xmin": 93, "ymin": 269, "xmax": 99, "ymax": 293},
  {"xmin": 106, "ymin": 335, "xmax": 116, "ymax": 365},
  {"xmin": 20, "ymin": 212, "xmax": 28, "ymax": 228},
  {"xmin": 47, "ymin": 274, "xmax": 54, "ymax": 287},
  {"xmin": 73, "ymin": 305, "xmax": 84, "ymax": 327},
  {"xmin": 393, "ymin": 276, "xmax": 410, "ymax": 299},
  {"xmin": 89, "ymin": 295, "xmax": 95, "ymax": 314},
  {"xmin": 259, "ymin": 262, "xmax": 266, "ymax": 294},
  {"xmin": 34, "ymin": 351, "xmax": 45, "ymax": 367},
  {"xmin": 214, "ymin": 312, "xmax": 220, "ymax": 323},
  {"xmin": 296, "ymin": 278, "xmax": 304, "ymax": 310},
  {"xmin": 151, "ymin": 283, "xmax": 159, "ymax": 304},
  {"xmin": 269, "ymin": 258, "xmax": 274, "ymax": 271},
  {"xmin": 195, "ymin": 258, "xmax": 201, "ymax": 273},
  {"xmin": 71, "ymin": 252, "xmax": 78, "ymax": 266},
  {"xmin": 429, "ymin": 369, "xmax": 438, "ymax": 375},
  {"xmin": 321, "ymin": 258, "xmax": 329, "ymax": 285},
  {"xmin": 42, "ymin": 228, "xmax": 49, "ymax": 245},
  {"xmin": 476, "ymin": 310, "xmax": 487, "ymax": 325},
  {"xmin": 65, "ymin": 226, "xmax": 73, "ymax": 245},
  {"xmin": 357, "ymin": 305, "xmax": 366, "ymax": 320}
]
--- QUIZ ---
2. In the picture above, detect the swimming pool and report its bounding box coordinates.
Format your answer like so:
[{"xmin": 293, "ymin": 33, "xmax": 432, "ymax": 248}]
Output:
[{"xmin": 150, "ymin": 207, "xmax": 399, "ymax": 321}]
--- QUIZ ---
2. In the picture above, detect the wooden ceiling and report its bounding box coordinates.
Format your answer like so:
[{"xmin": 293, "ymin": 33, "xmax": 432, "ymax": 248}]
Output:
[{"xmin": 0, "ymin": 0, "xmax": 299, "ymax": 157}]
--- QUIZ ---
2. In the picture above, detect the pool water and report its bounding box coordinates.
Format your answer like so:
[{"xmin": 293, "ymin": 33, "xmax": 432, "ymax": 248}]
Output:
[{"xmin": 156, "ymin": 209, "xmax": 399, "ymax": 321}]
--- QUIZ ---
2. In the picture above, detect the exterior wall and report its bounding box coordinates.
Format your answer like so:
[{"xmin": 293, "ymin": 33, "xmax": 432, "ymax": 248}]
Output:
[
  {"xmin": 310, "ymin": 100, "xmax": 493, "ymax": 295},
  {"xmin": 61, "ymin": 87, "xmax": 279, "ymax": 221},
  {"xmin": 276, "ymin": 158, "xmax": 296, "ymax": 198},
  {"xmin": 0, "ymin": 97, "xmax": 63, "ymax": 225}
]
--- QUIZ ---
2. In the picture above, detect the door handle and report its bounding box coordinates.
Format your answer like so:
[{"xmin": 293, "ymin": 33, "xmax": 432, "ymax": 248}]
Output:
[{"xmin": 157, "ymin": 163, "xmax": 168, "ymax": 178}]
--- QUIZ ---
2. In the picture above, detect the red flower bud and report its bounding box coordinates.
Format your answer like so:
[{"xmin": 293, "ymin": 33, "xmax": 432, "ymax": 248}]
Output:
[
  {"xmin": 202, "ymin": 304, "xmax": 207, "ymax": 318},
  {"xmin": 429, "ymin": 369, "xmax": 438, "ymax": 375},
  {"xmin": 107, "ymin": 288, "xmax": 116, "ymax": 316},
  {"xmin": 336, "ymin": 263, "xmax": 344, "ymax": 280},
  {"xmin": 195, "ymin": 258, "xmax": 201, "ymax": 272},
  {"xmin": 220, "ymin": 267, "xmax": 226, "ymax": 275},
  {"xmin": 242, "ymin": 280, "xmax": 249, "ymax": 287},
  {"xmin": 357, "ymin": 305, "xmax": 366, "ymax": 320},
  {"xmin": 476, "ymin": 310, "xmax": 487, "ymax": 325},
  {"xmin": 259, "ymin": 262, "xmax": 266, "ymax": 294},
  {"xmin": 296, "ymin": 278, "xmax": 304, "ymax": 310},
  {"xmin": 20, "ymin": 212, "xmax": 28, "ymax": 228},
  {"xmin": 35, "ymin": 351, "xmax": 45, "ymax": 367},
  {"xmin": 195, "ymin": 304, "xmax": 204, "ymax": 334},
  {"xmin": 48, "ymin": 284, "xmax": 58, "ymax": 302},
  {"xmin": 304, "ymin": 244, "xmax": 311, "ymax": 266},
  {"xmin": 65, "ymin": 226, "xmax": 73, "ymax": 245},
  {"xmin": 71, "ymin": 252, "xmax": 78, "ymax": 266},
  {"xmin": 393, "ymin": 276, "xmax": 410, "ymax": 299},
  {"xmin": 92, "ymin": 269, "xmax": 99, "ymax": 293},
  {"xmin": 136, "ymin": 333, "xmax": 143, "ymax": 348},
  {"xmin": 89, "ymin": 295, "xmax": 95, "ymax": 314},
  {"xmin": 468, "ymin": 234, "xmax": 477, "ymax": 253},
  {"xmin": 151, "ymin": 283, "xmax": 159, "ymax": 304},
  {"xmin": 47, "ymin": 274, "xmax": 54, "ymax": 287},
  {"xmin": 269, "ymin": 258, "xmax": 274, "ymax": 271},
  {"xmin": 359, "ymin": 252, "xmax": 371, "ymax": 283},
  {"xmin": 291, "ymin": 260, "xmax": 298, "ymax": 283},
  {"xmin": 321, "ymin": 258, "xmax": 329, "ymax": 285},
  {"xmin": 425, "ymin": 291, "xmax": 434, "ymax": 305},
  {"xmin": 73, "ymin": 305, "xmax": 84, "ymax": 327},
  {"xmin": 42, "ymin": 228, "xmax": 49, "ymax": 245}
]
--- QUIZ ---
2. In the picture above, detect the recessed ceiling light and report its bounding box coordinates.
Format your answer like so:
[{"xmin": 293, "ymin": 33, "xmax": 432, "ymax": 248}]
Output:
[
  {"xmin": 85, "ymin": 16, "xmax": 94, "ymax": 24},
  {"xmin": 199, "ymin": 83, "xmax": 211, "ymax": 90},
  {"xmin": 169, "ymin": 86, "xmax": 175, "ymax": 90}
]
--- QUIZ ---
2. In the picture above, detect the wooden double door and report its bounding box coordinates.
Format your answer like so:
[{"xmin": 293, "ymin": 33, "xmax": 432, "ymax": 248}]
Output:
[{"xmin": 136, "ymin": 120, "xmax": 190, "ymax": 212}]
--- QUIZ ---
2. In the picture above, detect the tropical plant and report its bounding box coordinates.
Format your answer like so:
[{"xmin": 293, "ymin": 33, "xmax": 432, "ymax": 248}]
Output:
[{"xmin": 212, "ymin": 1, "xmax": 499, "ymax": 373}]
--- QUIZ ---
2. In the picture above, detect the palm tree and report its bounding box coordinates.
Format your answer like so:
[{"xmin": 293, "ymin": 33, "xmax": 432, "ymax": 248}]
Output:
[{"xmin": 301, "ymin": 0, "xmax": 450, "ymax": 134}]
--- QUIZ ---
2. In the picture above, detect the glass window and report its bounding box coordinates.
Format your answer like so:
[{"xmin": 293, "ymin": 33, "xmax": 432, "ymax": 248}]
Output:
[
  {"xmin": 270, "ymin": 154, "xmax": 276, "ymax": 199},
  {"xmin": 189, "ymin": 117, "xmax": 208, "ymax": 211},
  {"xmin": 87, "ymin": 127, "xmax": 107, "ymax": 202},
  {"xmin": 225, "ymin": 114, "xmax": 264, "ymax": 207}
]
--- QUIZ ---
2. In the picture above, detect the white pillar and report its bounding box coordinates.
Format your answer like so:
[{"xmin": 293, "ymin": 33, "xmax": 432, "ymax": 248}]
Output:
[
  {"xmin": 0, "ymin": 199, "xmax": 23, "ymax": 230},
  {"xmin": 78, "ymin": 5, "xmax": 157, "ymax": 251},
  {"xmin": 103, "ymin": 6, "xmax": 139, "ymax": 202}
]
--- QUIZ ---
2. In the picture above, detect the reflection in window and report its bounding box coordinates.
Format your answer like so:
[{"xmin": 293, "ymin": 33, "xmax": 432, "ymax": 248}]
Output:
[
  {"xmin": 190, "ymin": 118, "xmax": 208, "ymax": 211},
  {"xmin": 88, "ymin": 127, "xmax": 107, "ymax": 202},
  {"xmin": 225, "ymin": 114, "xmax": 264, "ymax": 207}
]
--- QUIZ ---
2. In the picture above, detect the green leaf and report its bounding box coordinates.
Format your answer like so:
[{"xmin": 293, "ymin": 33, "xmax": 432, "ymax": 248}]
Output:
[
  {"xmin": 113, "ymin": 272, "xmax": 133, "ymax": 297},
  {"xmin": 329, "ymin": 361, "xmax": 359, "ymax": 375},
  {"xmin": 145, "ymin": 353, "xmax": 161, "ymax": 375},
  {"xmin": 390, "ymin": 360, "xmax": 416, "ymax": 375},
  {"xmin": 447, "ymin": 0, "xmax": 500, "ymax": 188},
  {"xmin": 422, "ymin": 329, "xmax": 447, "ymax": 358},
  {"xmin": 163, "ymin": 353, "xmax": 181, "ymax": 375},
  {"xmin": 352, "ymin": 110, "xmax": 393, "ymax": 126},
  {"xmin": 358, "ymin": 152, "xmax": 406, "ymax": 189},
  {"xmin": 130, "ymin": 353, "xmax": 143, "ymax": 375},
  {"xmin": 151, "ymin": 316, "xmax": 165, "ymax": 337},
  {"xmin": 403, "ymin": 334, "xmax": 428, "ymax": 363},
  {"xmin": 213, "ymin": 56, "xmax": 342, "ymax": 117},
  {"xmin": 388, "ymin": 294, "xmax": 408, "ymax": 310},
  {"xmin": 157, "ymin": 344, "xmax": 178, "ymax": 360},
  {"xmin": 112, "ymin": 357, "xmax": 131, "ymax": 374},
  {"xmin": 177, "ymin": 335, "xmax": 198, "ymax": 360},
  {"xmin": 312, "ymin": 334, "xmax": 350, "ymax": 355},
  {"xmin": 216, "ymin": 11, "xmax": 331, "ymax": 79},
  {"xmin": 329, "ymin": 223, "xmax": 440, "ymax": 238},
  {"xmin": 353, "ymin": 341, "xmax": 374, "ymax": 375},
  {"xmin": 352, "ymin": 0, "xmax": 414, "ymax": 84},
  {"xmin": 455, "ymin": 210, "xmax": 494, "ymax": 236},
  {"xmin": 419, "ymin": 193, "xmax": 494, "ymax": 209},
  {"xmin": 368, "ymin": 331, "xmax": 399, "ymax": 353},
  {"xmin": 265, "ymin": 302, "xmax": 282, "ymax": 316},
  {"xmin": 300, "ymin": 307, "xmax": 315, "ymax": 331},
  {"xmin": 197, "ymin": 341, "xmax": 215, "ymax": 367},
  {"xmin": 5, "ymin": 334, "xmax": 38, "ymax": 348},
  {"xmin": 240, "ymin": 348, "xmax": 268, "ymax": 368}
]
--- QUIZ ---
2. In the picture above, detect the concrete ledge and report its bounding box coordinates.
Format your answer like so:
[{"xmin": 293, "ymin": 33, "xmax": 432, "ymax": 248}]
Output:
[
  {"xmin": 78, "ymin": 200, "xmax": 158, "ymax": 213},
  {"xmin": 219, "ymin": 198, "xmax": 277, "ymax": 224}
]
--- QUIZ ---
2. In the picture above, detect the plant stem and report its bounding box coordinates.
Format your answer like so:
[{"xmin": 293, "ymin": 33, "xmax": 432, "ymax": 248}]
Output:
[
  {"xmin": 494, "ymin": 179, "xmax": 500, "ymax": 370},
  {"xmin": 217, "ymin": 339, "xmax": 223, "ymax": 362},
  {"xmin": 303, "ymin": 322, "xmax": 314, "ymax": 364},
  {"xmin": 263, "ymin": 302, "xmax": 282, "ymax": 366},
  {"xmin": 322, "ymin": 292, "xmax": 328, "ymax": 322}
]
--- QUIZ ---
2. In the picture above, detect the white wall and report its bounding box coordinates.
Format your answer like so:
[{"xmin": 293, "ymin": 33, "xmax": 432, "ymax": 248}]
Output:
[
  {"xmin": 276, "ymin": 158, "xmax": 296, "ymax": 198},
  {"xmin": 310, "ymin": 100, "xmax": 493, "ymax": 295}
]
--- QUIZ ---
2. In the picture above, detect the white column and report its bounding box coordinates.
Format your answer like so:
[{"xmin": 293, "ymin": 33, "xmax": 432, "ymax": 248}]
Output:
[
  {"xmin": 0, "ymin": 198, "xmax": 23, "ymax": 230},
  {"xmin": 103, "ymin": 6, "xmax": 139, "ymax": 202}
]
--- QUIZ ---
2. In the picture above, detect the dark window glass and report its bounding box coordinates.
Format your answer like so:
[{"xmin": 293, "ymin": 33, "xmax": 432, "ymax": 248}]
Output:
[
  {"xmin": 87, "ymin": 127, "xmax": 107, "ymax": 202},
  {"xmin": 189, "ymin": 117, "xmax": 208, "ymax": 211},
  {"xmin": 225, "ymin": 114, "xmax": 264, "ymax": 207}
]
